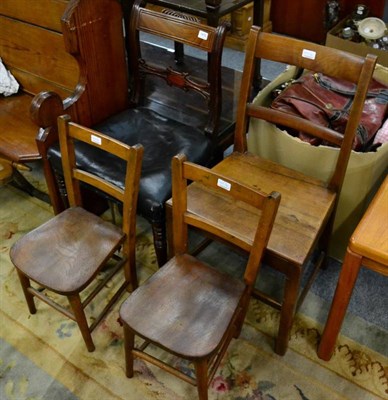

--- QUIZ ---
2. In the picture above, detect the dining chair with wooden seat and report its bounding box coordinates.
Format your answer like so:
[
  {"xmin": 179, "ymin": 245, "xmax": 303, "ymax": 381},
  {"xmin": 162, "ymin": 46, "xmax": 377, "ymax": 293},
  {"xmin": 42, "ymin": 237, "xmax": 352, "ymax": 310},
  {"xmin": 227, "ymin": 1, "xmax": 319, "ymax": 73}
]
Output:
[
  {"xmin": 119, "ymin": 153, "xmax": 280, "ymax": 400},
  {"xmin": 10, "ymin": 115, "xmax": 143, "ymax": 352},
  {"xmin": 166, "ymin": 26, "xmax": 378, "ymax": 356}
]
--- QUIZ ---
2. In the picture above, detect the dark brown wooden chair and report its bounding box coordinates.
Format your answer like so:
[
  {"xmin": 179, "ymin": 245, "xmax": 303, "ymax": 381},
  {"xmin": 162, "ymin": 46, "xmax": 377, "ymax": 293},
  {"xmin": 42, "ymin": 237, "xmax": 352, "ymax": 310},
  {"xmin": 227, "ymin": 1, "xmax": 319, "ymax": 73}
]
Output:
[
  {"xmin": 119, "ymin": 154, "xmax": 280, "ymax": 400},
  {"xmin": 46, "ymin": 1, "xmax": 231, "ymax": 269},
  {"xmin": 10, "ymin": 115, "xmax": 143, "ymax": 352},
  {"xmin": 166, "ymin": 26, "xmax": 378, "ymax": 356}
]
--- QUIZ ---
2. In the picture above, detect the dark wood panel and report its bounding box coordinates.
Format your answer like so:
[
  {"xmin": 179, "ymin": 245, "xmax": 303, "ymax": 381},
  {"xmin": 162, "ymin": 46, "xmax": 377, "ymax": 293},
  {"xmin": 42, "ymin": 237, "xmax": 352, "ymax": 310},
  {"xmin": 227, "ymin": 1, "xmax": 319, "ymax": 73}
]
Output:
[{"xmin": 270, "ymin": 0, "xmax": 327, "ymax": 43}]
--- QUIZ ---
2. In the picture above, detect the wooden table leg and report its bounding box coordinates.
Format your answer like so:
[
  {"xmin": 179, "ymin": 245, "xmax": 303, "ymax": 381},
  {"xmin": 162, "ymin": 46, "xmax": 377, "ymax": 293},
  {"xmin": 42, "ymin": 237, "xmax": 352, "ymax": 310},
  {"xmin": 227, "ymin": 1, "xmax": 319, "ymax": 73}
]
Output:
[
  {"xmin": 0, "ymin": 160, "xmax": 13, "ymax": 186},
  {"xmin": 317, "ymin": 247, "xmax": 363, "ymax": 361}
]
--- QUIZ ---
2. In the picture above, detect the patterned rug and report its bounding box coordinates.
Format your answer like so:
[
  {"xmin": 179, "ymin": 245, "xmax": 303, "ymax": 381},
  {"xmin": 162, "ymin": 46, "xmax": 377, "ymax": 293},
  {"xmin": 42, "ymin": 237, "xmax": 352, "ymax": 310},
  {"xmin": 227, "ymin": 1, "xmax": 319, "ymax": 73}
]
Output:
[{"xmin": 1, "ymin": 178, "xmax": 387, "ymax": 400}]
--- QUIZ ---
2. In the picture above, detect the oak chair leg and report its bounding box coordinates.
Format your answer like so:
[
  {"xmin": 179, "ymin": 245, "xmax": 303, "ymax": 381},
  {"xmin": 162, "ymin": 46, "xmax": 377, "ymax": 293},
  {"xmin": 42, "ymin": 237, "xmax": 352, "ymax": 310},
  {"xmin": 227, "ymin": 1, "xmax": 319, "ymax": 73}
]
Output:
[
  {"xmin": 123, "ymin": 324, "xmax": 135, "ymax": 378},
  {"xmin": 16, "ymin": 270, "xmax": 37, "ymax": 314},
  {"xmin": 123, "ymin": 258, "xmax": 138, "ymax": 292},
  {"xmin": 318, "ymin": 216, "xmax": 336, "ymax": 270},
  {"xmin": 194, "ymin": 359, "xmax": 209, "ymax": 400},
  {"xmin": 68, "ymin": 294, "xmax": 95, "ymax": 352},
  {"xmin": 275, "ymin": 270, "xmax": 301, "ymax": 356},
  {"xmin": 233, "ymin": 296, "xmax": 250, "ymax": 339}
]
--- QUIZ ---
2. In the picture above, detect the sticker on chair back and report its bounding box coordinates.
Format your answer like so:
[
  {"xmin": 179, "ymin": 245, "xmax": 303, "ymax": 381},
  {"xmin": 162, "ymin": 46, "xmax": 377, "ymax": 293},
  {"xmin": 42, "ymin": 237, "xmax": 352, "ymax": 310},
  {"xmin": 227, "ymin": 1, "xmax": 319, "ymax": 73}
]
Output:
[
  {"xmin": 302, "ymin": 49, "xmax": 316, "ymax": 60},
  {"xmin": 91, "ymin": 134, "xmax": 102, "ymax": 145},
  {"xmin": 198, "ymin": 30, "xmax": 208, "ymax": 40},
  {"xmin": 217, "ymin": 178, "xmax": 231, "ymax": 191}
]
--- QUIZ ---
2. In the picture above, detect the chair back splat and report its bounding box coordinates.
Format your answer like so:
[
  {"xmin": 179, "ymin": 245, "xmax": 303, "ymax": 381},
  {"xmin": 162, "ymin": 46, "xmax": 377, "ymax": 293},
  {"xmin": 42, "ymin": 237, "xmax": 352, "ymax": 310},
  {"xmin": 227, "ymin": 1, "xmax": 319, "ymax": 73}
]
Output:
[
  {"xmin": 120, "ymin": 154, "xmax": 280, "ymax": 400},
  {"xmin": 10, "ymin": 115, "xmax": 143, "ymax": 352},
  {"xmin": 165, "ymin": 26, "xmax": 377, "ymax": 356}
]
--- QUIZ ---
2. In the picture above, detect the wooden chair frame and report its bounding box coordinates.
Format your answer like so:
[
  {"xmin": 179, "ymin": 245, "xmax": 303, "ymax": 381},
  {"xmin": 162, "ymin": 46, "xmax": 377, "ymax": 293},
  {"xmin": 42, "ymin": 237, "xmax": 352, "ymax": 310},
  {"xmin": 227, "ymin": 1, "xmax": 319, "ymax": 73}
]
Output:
[
  {"xmin": 10, "ymin": 115, "xmax": 143, "ymax": 352},
  {"xmin": 166, "ymin": 26, "xmax": 378, "ymax": 356},
  {"xmin": 120, "ymin": 153, "xmax": 280, "ymax": 400}
]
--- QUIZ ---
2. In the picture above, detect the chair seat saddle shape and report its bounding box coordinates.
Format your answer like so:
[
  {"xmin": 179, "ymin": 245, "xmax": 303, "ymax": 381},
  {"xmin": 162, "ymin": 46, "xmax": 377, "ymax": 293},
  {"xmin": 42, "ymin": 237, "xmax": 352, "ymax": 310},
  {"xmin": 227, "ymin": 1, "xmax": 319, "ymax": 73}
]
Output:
[
  {"xmin": 165, "ymin": 26, "xmax": 378, "ymax": 356},
  {"xmin": 46, "ymin": 0, "xmax": 229, "ymax": 267},
  {"xmin": 10, "ymin": 115, "xmax": 143, "ymax": 352},
  {"xmin": 120, "ymin": 154, "xmax": 280, "ymax": 400}
]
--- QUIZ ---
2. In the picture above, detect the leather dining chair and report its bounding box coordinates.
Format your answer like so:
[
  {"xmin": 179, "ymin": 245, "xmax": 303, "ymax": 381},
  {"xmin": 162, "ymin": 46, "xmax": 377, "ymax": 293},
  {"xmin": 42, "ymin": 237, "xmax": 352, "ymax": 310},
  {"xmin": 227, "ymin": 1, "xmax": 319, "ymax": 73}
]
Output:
[
  {"xmin": 119, "ymin": 153, "xmax": 280, "ymax": 400},
  {"xmin": 166, "ymin": 26, "xmax": 377, "ymax": 355},
  {"xmin": 46, "ymin": 0, "xmax": 231, "ymax": 269},
  {"xmin": 10, "ymin": 115, "xmax": 143, "ymax": 352}
]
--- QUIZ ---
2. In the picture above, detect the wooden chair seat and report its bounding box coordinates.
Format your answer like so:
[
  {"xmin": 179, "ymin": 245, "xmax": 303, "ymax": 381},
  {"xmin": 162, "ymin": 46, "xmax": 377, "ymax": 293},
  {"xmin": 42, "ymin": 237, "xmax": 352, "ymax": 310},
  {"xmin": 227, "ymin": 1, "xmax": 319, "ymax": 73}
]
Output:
[
  {"xmin": 206, "ymin": 152, "xmax": 337, "ymax": 264},
  {"xmin": 11, "ymin": 207, "xmax": 124, "ymax": 293},
  {"xmin": 120, "ymin": 253, "xmax": 245, "ymax": 358}
]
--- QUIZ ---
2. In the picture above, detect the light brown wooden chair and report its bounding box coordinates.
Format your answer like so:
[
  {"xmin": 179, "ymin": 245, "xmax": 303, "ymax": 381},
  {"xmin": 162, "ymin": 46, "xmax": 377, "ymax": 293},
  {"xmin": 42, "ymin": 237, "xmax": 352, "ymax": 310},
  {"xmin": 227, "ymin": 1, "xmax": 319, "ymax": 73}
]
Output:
[
  {"xmin": 119, "ymin": 154, "xmax": 280, "ymax": 400},
  {"xmin": 166, "ymin": 26, "xmax": 378, "ymax": 356},
  {"xmin": 10, "ymin": 115, "xmax": 143, "ymax": 352}
]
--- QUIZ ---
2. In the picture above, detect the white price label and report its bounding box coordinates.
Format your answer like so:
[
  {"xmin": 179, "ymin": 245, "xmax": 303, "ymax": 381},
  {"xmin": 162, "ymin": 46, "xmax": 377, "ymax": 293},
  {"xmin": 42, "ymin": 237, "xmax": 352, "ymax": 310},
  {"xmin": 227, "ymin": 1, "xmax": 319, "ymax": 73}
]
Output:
[
  {"xmin": 302, "ymin": 49, "xmax": 316, "ymax": 60},
  {"xmin": 217, "ymin": 178, "xmax": 231, "ymax": 191},
  {"xmin": 91, "ymin": 134, "xmax": 102, "ymax": 145},
  {"xmin": 198, "ymin": 30, "xmax": 208, "ymax": 40}
]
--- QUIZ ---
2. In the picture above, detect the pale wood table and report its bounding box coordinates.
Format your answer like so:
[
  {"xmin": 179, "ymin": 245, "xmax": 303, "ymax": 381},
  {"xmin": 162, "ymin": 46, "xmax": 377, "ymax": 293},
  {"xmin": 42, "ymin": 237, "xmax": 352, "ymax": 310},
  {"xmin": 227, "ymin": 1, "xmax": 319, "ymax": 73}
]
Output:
[{"xmin": 318, "ymin": 175, "xmax": 388, "ymax": 361}]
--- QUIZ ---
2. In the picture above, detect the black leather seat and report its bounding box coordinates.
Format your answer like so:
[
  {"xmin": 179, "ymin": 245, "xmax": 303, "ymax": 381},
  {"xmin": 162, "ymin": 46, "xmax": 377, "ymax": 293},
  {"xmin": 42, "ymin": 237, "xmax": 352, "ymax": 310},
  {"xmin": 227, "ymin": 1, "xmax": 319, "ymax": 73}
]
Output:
[{"xmin": 48, "ymin": 106, "xmax": 212, "ymax": 223}]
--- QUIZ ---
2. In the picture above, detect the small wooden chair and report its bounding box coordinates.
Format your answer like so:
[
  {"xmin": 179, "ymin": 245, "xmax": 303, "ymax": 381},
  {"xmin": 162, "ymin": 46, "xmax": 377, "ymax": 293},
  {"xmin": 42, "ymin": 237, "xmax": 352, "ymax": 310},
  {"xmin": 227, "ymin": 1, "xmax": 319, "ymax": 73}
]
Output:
[
  {"xmin": 166, "ymin": 27, "xmax": 378, "ymax": 355},
  {"xmin": 10, "ymin": 115, "xmax": 143, "ymax": 352},
  {"xmin": 119, "ymin": 154, "xmax": 280, "ymax": 400}
]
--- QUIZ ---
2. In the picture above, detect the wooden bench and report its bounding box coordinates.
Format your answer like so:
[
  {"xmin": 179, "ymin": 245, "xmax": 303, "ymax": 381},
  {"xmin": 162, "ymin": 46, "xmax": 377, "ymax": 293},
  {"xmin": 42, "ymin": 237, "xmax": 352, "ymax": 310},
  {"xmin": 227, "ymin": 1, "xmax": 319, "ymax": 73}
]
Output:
[{"xmin": 0, "ymin": 0, "xmax": 128, "ymax": 207}]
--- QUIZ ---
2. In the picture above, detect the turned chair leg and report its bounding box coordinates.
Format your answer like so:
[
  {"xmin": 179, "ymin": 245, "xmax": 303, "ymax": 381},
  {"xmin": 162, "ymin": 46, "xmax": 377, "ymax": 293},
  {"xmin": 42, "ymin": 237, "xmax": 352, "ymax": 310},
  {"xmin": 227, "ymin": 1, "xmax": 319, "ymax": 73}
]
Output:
[
  {"xmin": 123, "ymin": 324, "xmax": 135, "ymax": 378},
  {"xmin": 195, "ymin": 359, "xmax": 209, "ymax": 400},
  {"xmin": 68, "ymin": 294, "xmax": 95, "ymax": 352},
  {"xmin": 151, "ymin": 221, "xmax": 168, "ymax": 267},
  {"xmin": 16, "ymin": 270, "xmax": 37, "ymax": 314}
]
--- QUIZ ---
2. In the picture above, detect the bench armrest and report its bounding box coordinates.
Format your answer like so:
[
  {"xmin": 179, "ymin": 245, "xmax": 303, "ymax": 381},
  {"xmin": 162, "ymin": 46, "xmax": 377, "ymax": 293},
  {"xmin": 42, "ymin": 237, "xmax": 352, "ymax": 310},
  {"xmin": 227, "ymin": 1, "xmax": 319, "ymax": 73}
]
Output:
[{"xmin": 30, "ymin": 91, "xmax": 64, "ymax": 129}]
